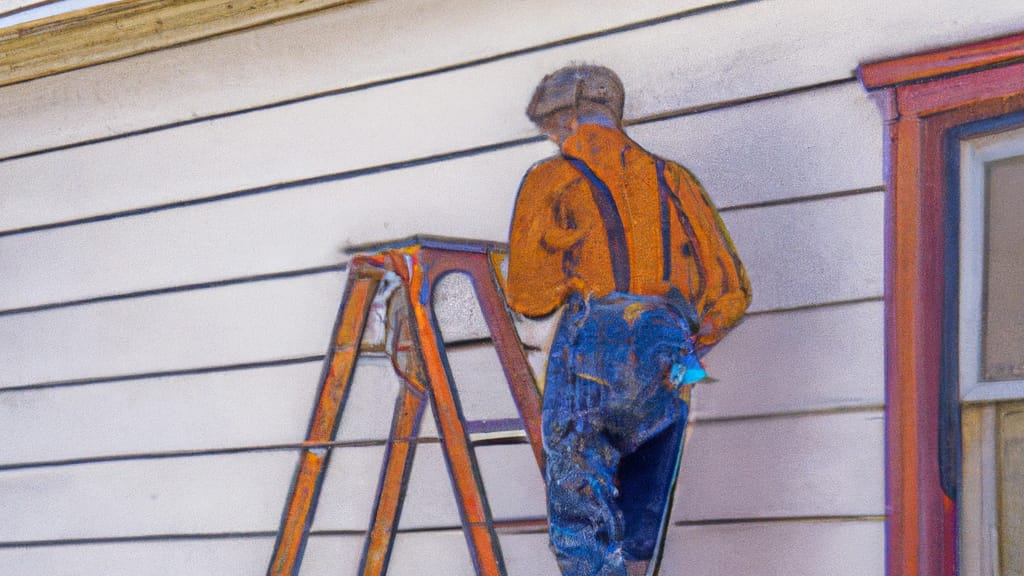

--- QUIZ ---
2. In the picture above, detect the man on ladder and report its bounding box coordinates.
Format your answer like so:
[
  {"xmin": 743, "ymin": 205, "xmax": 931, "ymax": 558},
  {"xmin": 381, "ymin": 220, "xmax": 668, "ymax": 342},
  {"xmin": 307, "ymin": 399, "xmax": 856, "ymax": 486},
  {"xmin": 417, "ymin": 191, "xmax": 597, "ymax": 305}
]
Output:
[{"xmin": 506, "ymin": 64, "xmax": 751, "ymax": 576}]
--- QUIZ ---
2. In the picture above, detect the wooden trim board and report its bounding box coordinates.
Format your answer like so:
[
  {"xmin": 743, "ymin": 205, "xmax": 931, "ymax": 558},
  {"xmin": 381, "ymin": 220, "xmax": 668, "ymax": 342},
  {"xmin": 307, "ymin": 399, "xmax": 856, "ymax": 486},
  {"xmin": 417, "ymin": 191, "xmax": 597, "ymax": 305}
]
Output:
[{"xmin": 0, "ymin": 0, "xmax": 365, "ymax": 87}]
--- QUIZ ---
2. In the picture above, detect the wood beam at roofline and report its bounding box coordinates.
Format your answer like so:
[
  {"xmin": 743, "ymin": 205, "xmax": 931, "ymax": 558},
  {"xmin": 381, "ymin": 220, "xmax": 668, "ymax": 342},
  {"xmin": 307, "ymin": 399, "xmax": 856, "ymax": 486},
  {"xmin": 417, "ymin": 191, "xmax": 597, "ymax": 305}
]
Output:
[{"xmin": 0, "ymin": 0, "xmax": 367, "ymax": 88}]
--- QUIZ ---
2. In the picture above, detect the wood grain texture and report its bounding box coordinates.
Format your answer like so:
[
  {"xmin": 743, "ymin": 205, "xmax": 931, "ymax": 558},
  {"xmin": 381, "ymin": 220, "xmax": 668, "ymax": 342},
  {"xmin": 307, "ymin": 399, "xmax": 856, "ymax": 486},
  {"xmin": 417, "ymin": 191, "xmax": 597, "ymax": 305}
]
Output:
[
  {"xmin": 860, "ymin": 30, "xmax": 1024, "ymax": 89},
  {"xmin": 868, "ymin": 49, "xmax": 1024, "ymax": 576},
  {"xmin": 0, "ymin": 0, "xmax": 366, "ymax": 88}
]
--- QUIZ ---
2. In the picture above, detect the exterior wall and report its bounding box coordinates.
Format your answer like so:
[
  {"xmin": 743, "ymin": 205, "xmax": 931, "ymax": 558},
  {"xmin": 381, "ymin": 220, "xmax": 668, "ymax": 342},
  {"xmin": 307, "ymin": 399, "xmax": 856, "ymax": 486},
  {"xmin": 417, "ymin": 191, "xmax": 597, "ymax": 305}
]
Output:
[{"xmin": 2, "ymin": 1, "xmax": 1023, "ymax": 574}]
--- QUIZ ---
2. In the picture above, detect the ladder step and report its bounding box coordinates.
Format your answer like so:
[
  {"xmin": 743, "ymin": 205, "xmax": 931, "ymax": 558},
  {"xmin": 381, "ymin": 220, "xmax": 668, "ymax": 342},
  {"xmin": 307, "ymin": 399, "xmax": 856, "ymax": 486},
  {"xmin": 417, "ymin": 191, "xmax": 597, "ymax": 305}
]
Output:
[{"xmin": 466, "ymin": 418, "xmax": 529, "ymax": 445}]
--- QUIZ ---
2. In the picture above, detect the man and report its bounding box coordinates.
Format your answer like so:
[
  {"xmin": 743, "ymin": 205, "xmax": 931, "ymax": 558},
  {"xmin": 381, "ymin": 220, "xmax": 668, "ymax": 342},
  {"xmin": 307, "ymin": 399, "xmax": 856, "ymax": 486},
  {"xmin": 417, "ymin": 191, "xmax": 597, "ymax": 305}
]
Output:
[{"xmin": 506, "ymin": 65, "xmax": 751, "ymax": 576}]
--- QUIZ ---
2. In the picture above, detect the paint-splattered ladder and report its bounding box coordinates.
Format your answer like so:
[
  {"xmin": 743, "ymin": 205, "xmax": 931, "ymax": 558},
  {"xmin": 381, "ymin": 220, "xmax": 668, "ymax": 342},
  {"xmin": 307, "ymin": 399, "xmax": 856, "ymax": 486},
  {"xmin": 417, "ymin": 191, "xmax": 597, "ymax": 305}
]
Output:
[{"xmin": 267, "ymin": 237, "xmax": 544, "ymax": 576}]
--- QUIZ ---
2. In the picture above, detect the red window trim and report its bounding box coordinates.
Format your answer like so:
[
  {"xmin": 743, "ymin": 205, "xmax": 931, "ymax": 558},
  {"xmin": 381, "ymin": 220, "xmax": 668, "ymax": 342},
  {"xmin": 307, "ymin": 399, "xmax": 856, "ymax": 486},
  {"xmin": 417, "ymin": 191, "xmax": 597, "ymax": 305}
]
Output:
[{"xmin": 860, "ymin": 31, "xmax": 1024, "ymax": 576}]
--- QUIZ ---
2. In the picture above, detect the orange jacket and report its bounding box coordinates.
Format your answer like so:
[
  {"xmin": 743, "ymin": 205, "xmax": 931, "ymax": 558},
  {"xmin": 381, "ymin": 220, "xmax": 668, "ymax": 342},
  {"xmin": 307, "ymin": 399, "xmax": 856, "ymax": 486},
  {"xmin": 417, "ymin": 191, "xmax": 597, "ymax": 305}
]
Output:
[{"xmin": 507, "ymin": 123, "xmax": 751, "ymax": 350}]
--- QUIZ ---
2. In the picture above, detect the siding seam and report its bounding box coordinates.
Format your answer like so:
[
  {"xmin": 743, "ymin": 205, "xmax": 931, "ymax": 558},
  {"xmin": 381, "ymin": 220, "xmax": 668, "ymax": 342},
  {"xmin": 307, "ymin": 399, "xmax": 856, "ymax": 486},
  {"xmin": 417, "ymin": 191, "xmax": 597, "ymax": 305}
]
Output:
[
  {"xmin": 0, "ymin": 0, "xmax": 763, "ymax": 165},
  {"xmin": 674, "ymin": 514, "xmax": 887, "ymax": 527},
  {"xmin": 0, "ymin": 296, "xmax": 883, "ymax": 393},
  {"xmin": 0, "ymin": 406, "xmax": 884, "ymax": 472},
  {"xmin": 0, "ymin": 515, "xmax": 886, "ymax": 549},
  {"xmin": 0, "ymin": 191, "xmax": 884, "ymax": 319},
  {"xmin": 0, "ymin": 76, "xmax": 857, "ymax": 239}
]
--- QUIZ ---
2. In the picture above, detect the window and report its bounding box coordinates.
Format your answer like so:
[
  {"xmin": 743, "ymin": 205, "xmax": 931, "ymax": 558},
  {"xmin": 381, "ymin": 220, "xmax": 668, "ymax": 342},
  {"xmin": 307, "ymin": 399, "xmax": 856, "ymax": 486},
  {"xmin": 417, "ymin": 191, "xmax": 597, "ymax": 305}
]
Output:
[
  {"xmin": 860, "ymin": 31, "xmax": 1024, "ymax": 576},
  {"xmin": 958, "ymin": 129, "xmax": 1024, "ymax": 576},
  {"xmin": 960, "ymin": 131, "xmax": 1024, "ymax": 400}
]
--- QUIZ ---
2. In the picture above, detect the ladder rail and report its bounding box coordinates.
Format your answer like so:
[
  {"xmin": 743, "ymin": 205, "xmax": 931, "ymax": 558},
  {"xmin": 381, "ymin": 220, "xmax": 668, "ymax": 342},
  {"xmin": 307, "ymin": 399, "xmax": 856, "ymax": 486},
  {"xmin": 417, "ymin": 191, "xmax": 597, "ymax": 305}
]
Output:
[
  {"xmin": 269, "ymin": 241, "xmax": 544, "ymax": 576},
  {"xmin": 399, "ymin": 247, "xmax": 508, "ymax": 576},
  {"xmin": 268, "ymin": 264, "xmax": 383, "ymax": 576}
]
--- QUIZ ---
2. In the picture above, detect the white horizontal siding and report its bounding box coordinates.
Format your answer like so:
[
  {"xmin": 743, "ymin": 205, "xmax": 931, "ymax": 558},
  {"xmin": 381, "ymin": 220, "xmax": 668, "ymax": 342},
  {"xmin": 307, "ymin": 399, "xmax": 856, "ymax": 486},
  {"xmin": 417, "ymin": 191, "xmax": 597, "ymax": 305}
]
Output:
[
  {"xmin": 393, "ymin": 299, "xmax": 887, "ymax": 423},
  {"xmin": 0, "ymin": 83, "xmax": 881, "ymax": 311},
  {"xmin": 0, "ymin": 537, "xmax": 279, "ymax": 576},
  {"xmin": 673, "ymin": 410, "xmax": 885, "ymax": 521},
  {"xmin": 0, "ymin": 76, "xmax": 880, "ymax": 237},
  {"xmin": 0, "ymin": 357, "xmax": 409, "ymax": 467},
  {"xmin": 0, "ymin": 362, "xmax": 321, "ymax": 466},
  {"xmin": 297, "ymin": 535, "xmax": 368, "ymax": 576},
  {"xmin": 0, "ymin": 521, "xmax": 884, "ymax": 576},
  {"xmin": 386, "ymin": 530, "xmax": 564, "ymax": 576},
  {"xmin": 661, "ymin": 520, "xmax": 884, "ymax": 576},
  {"xmin": 0, "ymin": 272, "xmax": 346, "ymax": 389},
  {"xmin": 731, "ymin": 191, "xmax": 883, "ymax": 312},
  {"xmin": 474, "ymin": 443, "xmax": 547, "ymax": 521},
  {"xmin": 0, "ymin": 0, "xmax": 712, "ymax": 158},
  {"xmin": 390, "ymin": 442, "xmax": 462, "ymax": 530},
  {"xmin": 0, "ymin": 192, "xmax": 881, "ymax": 388},
  {"xmin": 631, "ymin": 81, "xmax": 883, "ymax": 208},
  {"xmin": 695, "ymin": 299, "xmax": 884, "ymax": 420},
  {"xmin": 446, "ymin": 344, "xmax": 525, "ymax": 424},
  {"xmin": 0, "ymin": 410, "xmax": 882, "ymax": 539},
  {"xmin": 7, "ymin": 0, "xmax": 1020, "ymax": 230},
  {"xmin": 2, "ymin": 0, "xmax": 968, "ymax": 569},
  {"xmin": 0, "ymin": 451, "xmax": 295, "ymax": 542},
  {"xmin": 3, "ymin": 0, "xmax": 1022, "ymax": 164},
  {"xmin": 308, "ymin": 445, "xmax": 387, "ymax": 532},
  {"xmin": 387, "ymin": 530, "xmax": 477, "ymax": 576}
]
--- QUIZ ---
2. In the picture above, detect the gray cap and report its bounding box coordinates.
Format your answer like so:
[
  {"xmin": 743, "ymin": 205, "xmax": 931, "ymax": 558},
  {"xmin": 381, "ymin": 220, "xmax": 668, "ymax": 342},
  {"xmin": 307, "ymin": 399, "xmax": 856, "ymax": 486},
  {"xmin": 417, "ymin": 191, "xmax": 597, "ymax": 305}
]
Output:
[{"xmin": 526, "ymin": 64, "xmax": 624, "ymax": 123}]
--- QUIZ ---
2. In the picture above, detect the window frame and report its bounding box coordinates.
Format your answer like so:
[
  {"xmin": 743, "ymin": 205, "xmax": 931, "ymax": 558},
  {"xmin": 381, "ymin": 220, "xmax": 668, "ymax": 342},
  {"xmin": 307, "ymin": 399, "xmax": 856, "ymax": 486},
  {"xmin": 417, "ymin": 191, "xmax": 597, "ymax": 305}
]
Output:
[
  {"xmin": 859, "ymin": 31, "xmax": 1024, "ymax": 576},
  {"xmin": 958, "ymin": 127, "xmax": 1024, "ymax": 403}
]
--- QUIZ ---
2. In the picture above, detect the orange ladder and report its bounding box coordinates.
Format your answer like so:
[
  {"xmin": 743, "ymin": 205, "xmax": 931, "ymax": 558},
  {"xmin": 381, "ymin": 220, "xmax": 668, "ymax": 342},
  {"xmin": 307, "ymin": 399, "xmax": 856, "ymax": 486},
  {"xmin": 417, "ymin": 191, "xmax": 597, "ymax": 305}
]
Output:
[{"xmin": 268, "ymin": 237, "xmax": 544, "ymax": 576}]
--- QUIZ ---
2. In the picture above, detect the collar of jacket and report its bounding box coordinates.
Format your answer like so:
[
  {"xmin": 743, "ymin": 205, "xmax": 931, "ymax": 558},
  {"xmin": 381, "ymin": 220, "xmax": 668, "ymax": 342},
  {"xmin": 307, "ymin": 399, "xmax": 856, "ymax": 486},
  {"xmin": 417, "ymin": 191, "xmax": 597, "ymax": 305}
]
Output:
[{"xmin": 560, "ymin": 122, "xmax": 636, "ymax": 191}]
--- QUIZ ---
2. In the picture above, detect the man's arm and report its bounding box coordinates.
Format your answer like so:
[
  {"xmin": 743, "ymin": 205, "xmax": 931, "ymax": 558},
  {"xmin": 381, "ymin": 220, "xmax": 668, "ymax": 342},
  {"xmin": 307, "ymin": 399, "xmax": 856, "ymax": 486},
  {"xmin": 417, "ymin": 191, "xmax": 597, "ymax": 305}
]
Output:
[
  {"xmin": 665, "ymin": 163, "xmax": 752, "ymax": 351},
  {"xmin": 506, "ymin": 162, "xmax": 583, "ymax": 317}
]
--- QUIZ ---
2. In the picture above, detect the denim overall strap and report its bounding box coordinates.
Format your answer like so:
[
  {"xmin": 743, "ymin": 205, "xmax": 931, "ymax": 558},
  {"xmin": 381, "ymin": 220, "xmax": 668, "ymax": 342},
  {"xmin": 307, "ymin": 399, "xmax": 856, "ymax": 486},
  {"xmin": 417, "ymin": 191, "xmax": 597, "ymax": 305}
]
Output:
[{"xmin": 565, "ymin": 156, "xmax": 631, "ymax": 293}]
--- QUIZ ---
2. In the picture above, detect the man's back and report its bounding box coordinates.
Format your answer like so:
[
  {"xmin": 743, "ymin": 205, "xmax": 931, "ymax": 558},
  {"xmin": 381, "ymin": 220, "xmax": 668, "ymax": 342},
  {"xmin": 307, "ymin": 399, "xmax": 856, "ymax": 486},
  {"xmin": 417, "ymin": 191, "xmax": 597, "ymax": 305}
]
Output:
[{"xmin": 507, "ymin": 122, "xmax": 750, "ymax": 351}]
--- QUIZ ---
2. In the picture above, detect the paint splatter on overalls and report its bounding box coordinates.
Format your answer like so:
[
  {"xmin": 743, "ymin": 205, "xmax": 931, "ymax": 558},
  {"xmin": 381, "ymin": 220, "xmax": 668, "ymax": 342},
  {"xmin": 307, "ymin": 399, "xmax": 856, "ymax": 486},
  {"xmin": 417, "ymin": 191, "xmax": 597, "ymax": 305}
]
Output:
[{"xmin": 543, "ymin": 291, "xmax": 703, "ymax": 576}]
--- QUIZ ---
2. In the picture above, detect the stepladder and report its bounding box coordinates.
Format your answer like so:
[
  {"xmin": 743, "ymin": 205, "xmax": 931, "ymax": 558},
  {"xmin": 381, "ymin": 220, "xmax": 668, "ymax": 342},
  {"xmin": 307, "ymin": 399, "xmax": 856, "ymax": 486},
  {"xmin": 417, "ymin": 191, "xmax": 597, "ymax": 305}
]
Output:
[{"xmin": 268, "ymin": 237, "xmax": 545, "ymax": 576}]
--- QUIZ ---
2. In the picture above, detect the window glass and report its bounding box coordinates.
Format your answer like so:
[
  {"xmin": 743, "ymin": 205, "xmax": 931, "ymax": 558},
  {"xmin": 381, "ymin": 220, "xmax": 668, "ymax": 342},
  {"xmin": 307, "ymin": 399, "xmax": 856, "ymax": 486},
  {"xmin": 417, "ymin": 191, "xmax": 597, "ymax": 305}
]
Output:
[{"xmin": 983, "ymin": 157, "xmax": 1024, "ymax": 381}]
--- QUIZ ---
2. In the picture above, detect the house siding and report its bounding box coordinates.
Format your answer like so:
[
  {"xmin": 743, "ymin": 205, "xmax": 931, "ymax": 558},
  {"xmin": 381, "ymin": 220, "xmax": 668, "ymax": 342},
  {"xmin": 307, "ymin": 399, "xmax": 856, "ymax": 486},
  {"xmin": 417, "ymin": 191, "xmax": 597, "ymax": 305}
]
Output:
[{"xmin": 3, "ymin": 1, "xmax": 1023, "ymax": 573}]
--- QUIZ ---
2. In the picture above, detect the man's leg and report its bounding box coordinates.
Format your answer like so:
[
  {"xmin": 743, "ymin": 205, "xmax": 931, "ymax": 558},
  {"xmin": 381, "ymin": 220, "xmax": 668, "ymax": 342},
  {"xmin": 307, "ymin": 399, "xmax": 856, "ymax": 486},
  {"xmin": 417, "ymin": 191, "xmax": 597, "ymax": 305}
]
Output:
[
  {"xmin": 616, "ymin": 416, "xmax": 687, "ymax": 567},
  {"xmin": 543, "ymin": 307, "xmax": 628, "ymax": 576},
  {"xmin": 546, "ymin": 425, "xmax": 627, "ymax": 576}
]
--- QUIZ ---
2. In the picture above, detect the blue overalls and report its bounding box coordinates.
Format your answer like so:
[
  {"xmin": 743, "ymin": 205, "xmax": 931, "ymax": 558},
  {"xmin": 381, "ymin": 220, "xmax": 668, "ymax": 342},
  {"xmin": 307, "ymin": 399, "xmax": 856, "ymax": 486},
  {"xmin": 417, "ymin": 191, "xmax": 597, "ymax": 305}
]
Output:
[{"xmin": 543, "ymin": 291, "xmax": 702, "ymax": 576}]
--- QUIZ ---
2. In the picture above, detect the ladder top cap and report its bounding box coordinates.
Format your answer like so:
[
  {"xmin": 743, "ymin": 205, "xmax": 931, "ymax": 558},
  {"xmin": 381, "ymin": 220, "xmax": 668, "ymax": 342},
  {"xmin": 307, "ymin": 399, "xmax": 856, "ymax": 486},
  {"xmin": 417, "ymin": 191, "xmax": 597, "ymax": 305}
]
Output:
[{"xmin": 343, "ymin": 235, "xmax": 509, "ymax": 256}]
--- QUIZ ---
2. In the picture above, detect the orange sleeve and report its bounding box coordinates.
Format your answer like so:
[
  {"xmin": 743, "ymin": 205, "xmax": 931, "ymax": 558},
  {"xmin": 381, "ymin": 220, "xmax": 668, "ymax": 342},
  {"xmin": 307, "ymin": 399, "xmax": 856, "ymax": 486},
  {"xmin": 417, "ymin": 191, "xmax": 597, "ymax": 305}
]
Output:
[
  {"xmin": 506, "ymin": 162, "xmax": 582, "ymax": 317},
  {"xmin": 666, "ymin": 163, "xmax": 752, "ymax": 350}
]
